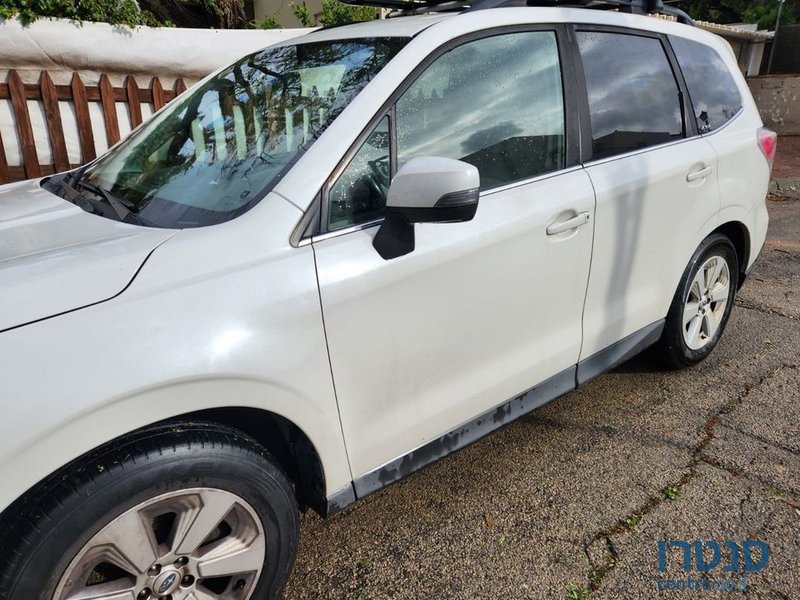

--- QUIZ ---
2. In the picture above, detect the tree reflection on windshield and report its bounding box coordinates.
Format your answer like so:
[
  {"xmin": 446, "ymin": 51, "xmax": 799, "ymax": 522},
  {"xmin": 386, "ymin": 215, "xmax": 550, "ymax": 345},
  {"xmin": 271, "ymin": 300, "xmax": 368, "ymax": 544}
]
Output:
[{"xmin": 81, "ymin": 38, "xmax": 406, "ymax": 229}]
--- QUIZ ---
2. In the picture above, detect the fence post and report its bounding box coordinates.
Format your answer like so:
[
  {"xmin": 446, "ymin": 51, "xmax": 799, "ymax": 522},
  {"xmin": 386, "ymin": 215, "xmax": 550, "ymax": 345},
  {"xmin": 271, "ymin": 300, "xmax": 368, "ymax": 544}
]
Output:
[
  {"xmin": 7, "ymin": 70, "xmax": 42, "ymax": 179},
  {"xmin": 70, "ymin": 72, "xmax": 97, "ymax": 164},
  {"xmin": 151, "ymin": 76, "xmax": 167, "ymax": 112},
  {"xmin": 99, "ymin": 74, "xmax": 120, "ymax": 146},
  {"xmin": 0, "ymin": 128, "xmax": 9, "ymax": 184},
  {"xmin": 125, "ymin": 75, "xmax": 143, "ymax": 129},
  {"xmin": 40, "ymin": 71, "xmax": 71, "ymax": 173}
]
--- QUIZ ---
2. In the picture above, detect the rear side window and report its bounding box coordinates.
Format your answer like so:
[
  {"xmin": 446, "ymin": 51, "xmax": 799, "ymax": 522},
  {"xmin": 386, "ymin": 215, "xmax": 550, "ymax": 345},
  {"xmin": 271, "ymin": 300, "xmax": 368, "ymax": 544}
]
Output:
[
  {"xmin": 669, "ymin": 36, "xmax": 742, "ymax": 133},
  {"xmin": 576, "ymin": 31, "xmax": 683, "ymax": 160}
]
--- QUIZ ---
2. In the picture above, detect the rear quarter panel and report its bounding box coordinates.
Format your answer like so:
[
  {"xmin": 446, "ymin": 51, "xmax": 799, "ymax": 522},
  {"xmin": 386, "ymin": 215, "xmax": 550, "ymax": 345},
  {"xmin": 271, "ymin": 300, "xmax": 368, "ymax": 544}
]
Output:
[{"xmin": 670, "ymin": 28, "xmax": 771, "ymax": 270}]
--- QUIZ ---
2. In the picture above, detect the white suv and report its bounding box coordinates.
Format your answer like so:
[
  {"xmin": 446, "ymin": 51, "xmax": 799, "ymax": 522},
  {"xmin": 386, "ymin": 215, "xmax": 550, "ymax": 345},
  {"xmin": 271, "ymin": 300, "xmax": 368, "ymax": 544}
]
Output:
[{"xmin": 0, "ymin": 4, "xmax": 775, "ymax": 599}]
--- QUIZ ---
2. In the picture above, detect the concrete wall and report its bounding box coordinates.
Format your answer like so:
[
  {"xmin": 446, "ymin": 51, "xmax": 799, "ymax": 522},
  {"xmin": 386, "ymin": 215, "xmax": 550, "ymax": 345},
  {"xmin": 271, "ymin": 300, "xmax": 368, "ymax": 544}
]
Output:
[{"xmin": 749, "ymin": 75, "xmax": 800, "ymax": 136}]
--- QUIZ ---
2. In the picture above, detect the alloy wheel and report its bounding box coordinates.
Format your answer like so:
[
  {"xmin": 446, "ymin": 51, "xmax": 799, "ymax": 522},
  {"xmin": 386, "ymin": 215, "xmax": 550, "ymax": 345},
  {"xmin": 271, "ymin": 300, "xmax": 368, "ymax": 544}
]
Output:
[
  {"xmin": 53, "ymin": 488, "xmax": 265, "ymax": 600},
  {"xmin": 682, "ymin": 255, "xmax": 731, "ymax": 351}
]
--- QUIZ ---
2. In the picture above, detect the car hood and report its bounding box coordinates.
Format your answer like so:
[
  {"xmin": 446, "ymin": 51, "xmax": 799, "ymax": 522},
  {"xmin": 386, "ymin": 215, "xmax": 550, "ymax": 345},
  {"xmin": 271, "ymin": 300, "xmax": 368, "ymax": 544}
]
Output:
[{"xmin": 0, "ymin": 179, "xmax": 177, "ymax": 332}]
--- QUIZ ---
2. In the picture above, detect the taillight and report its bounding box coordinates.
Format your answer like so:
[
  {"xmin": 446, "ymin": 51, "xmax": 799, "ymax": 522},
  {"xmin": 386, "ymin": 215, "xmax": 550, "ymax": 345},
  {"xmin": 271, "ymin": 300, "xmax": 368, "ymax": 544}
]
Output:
[{"xmin": 757, "ymin": 128, "xmax": 778, "ymax": 172}]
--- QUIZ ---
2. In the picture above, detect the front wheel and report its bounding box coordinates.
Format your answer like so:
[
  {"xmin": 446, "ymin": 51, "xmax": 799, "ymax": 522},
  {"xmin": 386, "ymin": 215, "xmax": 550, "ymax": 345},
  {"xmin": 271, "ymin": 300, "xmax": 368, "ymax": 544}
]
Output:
[
  {"xmin": 653, "ymin": 233, "xmax": 739, "ymax": 369},
  {"xmin": 0, "ymin": 423, "xmax": 299, "ymax": 600}
]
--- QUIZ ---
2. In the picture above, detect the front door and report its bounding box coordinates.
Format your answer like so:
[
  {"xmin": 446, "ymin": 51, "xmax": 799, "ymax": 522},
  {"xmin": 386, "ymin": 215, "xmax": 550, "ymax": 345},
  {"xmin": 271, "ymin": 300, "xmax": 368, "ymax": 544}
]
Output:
[{"xmin": 313, "ymin": 28, "xmax": 596, "ymax": 488}]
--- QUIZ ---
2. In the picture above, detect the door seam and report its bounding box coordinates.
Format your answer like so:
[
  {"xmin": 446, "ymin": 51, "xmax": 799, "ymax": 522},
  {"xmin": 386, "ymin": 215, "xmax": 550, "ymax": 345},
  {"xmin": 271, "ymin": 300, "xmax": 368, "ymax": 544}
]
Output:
[
  {"xmin": 576, "ymin": 168, "xmax": 598, "ymax": 370},
  {"xmin": 310, "ymin": 242, "xmax": 356, "ymax": 487}
]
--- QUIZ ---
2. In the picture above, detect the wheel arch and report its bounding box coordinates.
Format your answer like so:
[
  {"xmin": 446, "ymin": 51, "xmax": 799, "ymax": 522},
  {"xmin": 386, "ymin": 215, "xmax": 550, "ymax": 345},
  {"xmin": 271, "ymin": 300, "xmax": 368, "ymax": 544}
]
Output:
[
  {"xmin": 0, "ymin": 400, "xmax": 341, "ymax": 526},
  {"xmin": 0, "ymin": 358, "xmax": 358, "ymax": 521},
  {"xmin": 712, "ymin": 220, "xmax": 750, "ymax": 287},
  {"xmin": 174, "ymin": 406, "xmax": 329, "ymax": 515}
]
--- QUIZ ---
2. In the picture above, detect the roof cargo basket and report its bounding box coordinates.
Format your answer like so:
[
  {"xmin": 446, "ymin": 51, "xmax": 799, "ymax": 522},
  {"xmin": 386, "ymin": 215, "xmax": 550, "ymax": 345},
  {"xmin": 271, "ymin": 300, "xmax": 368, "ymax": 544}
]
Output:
[{"xmin": 345, "ymin": 0, "xmax": 695, "ymax": 25}]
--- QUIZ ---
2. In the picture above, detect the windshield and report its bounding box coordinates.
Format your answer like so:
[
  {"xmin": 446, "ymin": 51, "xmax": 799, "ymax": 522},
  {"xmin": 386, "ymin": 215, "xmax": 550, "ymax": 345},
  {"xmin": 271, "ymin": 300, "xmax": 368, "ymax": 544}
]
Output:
[{"xmin": 72, "ymin": 38, "xmax": 406, "ymax": 229}]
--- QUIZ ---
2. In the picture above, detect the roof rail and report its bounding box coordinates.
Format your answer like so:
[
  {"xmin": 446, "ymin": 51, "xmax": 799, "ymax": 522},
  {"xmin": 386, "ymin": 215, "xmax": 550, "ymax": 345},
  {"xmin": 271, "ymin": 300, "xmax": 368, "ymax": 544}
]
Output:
[
  {"xmin": 345, "ymin": 0, "xmax": 695, "ymax": 25},
  {"xmin": 517, "ymin": 1, "xmax": 694, "ymax": 25}
]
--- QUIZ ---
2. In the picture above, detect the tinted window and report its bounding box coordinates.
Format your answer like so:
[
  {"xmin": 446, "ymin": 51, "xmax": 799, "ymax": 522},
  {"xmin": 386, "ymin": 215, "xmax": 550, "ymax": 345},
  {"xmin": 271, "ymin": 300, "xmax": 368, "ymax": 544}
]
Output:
[
  {"xmin": 670, "ymin": 36, "xmax": 742, "ymax": 133},
  {"xmin": 73, "ymin": 39, "xmax": 405, "ymax": 228},
  {"xmin": 396, "ymin": 31, "xmax": 565, "ymax": 190},
  {"xmin": 577, "ymin": 31, "xmax": 683, "ymax": 159}
]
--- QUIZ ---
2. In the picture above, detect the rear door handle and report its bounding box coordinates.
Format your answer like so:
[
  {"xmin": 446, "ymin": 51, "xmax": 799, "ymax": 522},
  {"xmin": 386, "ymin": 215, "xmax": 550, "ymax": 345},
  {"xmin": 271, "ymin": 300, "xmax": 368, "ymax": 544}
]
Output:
[
  {"xmin": 686, "ymin": 165, "xmax": 713, "ymax": 182},
  {"xmin": 546, "ymin": 211, "xmax": 591, "ymax": 236}
]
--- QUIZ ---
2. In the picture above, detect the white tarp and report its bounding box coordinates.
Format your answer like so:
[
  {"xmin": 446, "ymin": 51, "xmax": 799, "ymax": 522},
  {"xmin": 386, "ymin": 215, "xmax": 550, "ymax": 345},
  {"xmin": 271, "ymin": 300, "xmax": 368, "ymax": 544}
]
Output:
[{"xmin": 0, "ymin": 17, "xmax": 312, "ymax": 79}]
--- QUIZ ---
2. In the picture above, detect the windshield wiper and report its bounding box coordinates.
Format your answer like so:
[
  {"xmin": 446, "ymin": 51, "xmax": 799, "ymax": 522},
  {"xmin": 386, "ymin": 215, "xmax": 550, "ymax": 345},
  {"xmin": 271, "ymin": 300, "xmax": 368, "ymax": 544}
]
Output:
[{"xmin": 73, "ymin": 179, "xmax": 149, "ymax": 226}]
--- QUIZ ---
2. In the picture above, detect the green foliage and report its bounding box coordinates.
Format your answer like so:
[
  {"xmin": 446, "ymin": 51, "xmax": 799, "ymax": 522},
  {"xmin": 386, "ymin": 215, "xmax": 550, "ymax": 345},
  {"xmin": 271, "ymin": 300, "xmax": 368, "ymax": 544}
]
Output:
[
  {"xmin": 566, "ymin": 582, "xmax": 591, "ymax": 600},
  {"xmin": 319, "ymin": 0, "xmax": 378, "ymax": 26},
  {"xmin": 623, "ymin": 514, "xmax": 642, "ymax": 527},
  {"xmin": 588, "ymin": 569, "xmax": 603, "ymax": 588},
  {"xmin": 0, "ymin": 0, "xmax": 160, "ymax": 26},
  {"xmin": 255, "ymin": 12, "xmax": 282, "ymax": 29},
  {"xmin": 293, "ymin": 1, "xmax": 315, "ymax": 27},
  {"xmin": 764, "ymin": 485, "xmax": 785, "ymax": 500},
  {"xmin": 283, "ymin": 0, "xmax": 377, "ymax": 28},
  {"xmin": 742, "ymin": 1, "xmax": 798, "ymax": 30},
  {"xmin": 0, "ymin": 0, "xmax": 248, "ymax": 28},
  {"xmin": 683, "ymin": 1, "xmax": 799, "ymax": 30},
  {"xmin": 661, "ymin": 485, "xmax": 682, "ymax": 501}
]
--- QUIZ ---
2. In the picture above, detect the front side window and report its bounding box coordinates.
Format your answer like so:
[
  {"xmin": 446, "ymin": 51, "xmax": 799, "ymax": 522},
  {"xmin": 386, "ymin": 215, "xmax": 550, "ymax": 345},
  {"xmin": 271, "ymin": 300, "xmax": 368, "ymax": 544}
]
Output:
[
  {"xmin": 396, "ymin": 31, "xmax": 565, "ymax": 190},
  {"xmin": 669, "ymin": 36, "xmax": 742, "ymax": 133},
  {"xmin": 68, "ymin": 38, "xmax": 405, "ymax": 228},
  {"xmin": 576, "ymin": 31, "xmax": 684, "ymax": 160},
  {"xmin": 327, "ymin": 30, "xmax": 566, "ymax": 231}
]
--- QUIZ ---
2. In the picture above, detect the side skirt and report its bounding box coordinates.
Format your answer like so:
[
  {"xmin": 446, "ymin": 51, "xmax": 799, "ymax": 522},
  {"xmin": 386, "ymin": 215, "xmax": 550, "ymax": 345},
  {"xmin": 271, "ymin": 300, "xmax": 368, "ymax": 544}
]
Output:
[
  {"xmin": 324, "ymin": 320, "xmax": 665, "ymax": 516},
  {"xmin": 576, "ymin": 319, "xmax": 664, "ymax": 386},
  {"xmin": 353, "ymin": 367, "xmax": 576, "ymax": 501}
]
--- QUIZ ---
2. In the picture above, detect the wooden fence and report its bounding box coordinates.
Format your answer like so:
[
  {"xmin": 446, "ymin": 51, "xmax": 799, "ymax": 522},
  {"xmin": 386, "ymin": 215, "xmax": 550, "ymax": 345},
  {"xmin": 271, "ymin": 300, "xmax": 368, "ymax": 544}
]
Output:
[{"xmin": 0, "ymin": 69, "xmax": 187, "ymax": 184}]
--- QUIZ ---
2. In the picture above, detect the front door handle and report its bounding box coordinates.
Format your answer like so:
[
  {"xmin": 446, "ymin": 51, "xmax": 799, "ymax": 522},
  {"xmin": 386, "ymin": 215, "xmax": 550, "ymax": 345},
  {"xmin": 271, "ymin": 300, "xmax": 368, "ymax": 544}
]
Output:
[
  {"xmin": 546, "ymin": 211, "xmax": 591, "ymax": 236},
  {"xmin": 686, "ymin": 165, "xmax": 713, "ymax": 182}
]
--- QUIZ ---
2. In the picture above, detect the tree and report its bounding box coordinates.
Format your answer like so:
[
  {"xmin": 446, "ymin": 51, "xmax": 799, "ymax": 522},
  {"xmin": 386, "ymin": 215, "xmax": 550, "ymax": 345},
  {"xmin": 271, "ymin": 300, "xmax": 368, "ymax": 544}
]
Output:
[
  {"xmin": 0, "ymin": 0, "xmax": 249, "ymax": 28},
  {"xmin": 318, "ymin": 0, "xmax": 378, "ymax": 25},
  {"xmin": 291, "ymin": 0, "xmax": 377, "ymax": 27},
  {"xmin": 138, "ymin": 0, "xmax": 248, "ymax": 29},
  {"xmin": 683, "ymin": 0, "xmax": 798, "ymax": 30}
]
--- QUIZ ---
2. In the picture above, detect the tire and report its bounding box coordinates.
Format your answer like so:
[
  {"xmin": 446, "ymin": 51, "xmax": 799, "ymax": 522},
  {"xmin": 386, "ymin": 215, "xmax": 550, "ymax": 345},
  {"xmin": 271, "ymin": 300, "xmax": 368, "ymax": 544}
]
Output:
[
  {"xmin": 0, "ymin": 422, "xmax": 299, "ymax": 600},
  {"xmin": 653, "ymin": 233, "xmax": 739, "ymax": 369}
]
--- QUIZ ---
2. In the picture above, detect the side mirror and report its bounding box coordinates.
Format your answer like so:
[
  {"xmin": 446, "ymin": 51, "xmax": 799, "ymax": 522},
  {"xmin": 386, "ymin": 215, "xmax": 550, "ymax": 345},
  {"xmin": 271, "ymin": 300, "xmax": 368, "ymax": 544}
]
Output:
[{"xmin": 373, "ymin": 157, "xmax": 480, "ymax": 260}]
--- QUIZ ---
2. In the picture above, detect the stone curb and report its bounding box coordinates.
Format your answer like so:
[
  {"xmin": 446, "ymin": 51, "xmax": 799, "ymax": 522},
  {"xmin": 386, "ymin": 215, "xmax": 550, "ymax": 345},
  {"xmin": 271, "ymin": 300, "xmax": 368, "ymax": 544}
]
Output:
[{"xmin": 769, "ymin": 177, "xmax": 800, "ymax": 194}]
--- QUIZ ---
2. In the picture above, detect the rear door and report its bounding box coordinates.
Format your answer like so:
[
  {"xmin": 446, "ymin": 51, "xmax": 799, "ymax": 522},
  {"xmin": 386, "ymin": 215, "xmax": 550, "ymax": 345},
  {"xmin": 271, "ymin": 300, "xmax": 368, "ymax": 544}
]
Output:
[
  {"xmin": 573, "ymin": 27, "xmax": 721, "ymax": 376},
  {"xmin": 312, "ymin": 27, "xmax": 595, "ymax": 491}
]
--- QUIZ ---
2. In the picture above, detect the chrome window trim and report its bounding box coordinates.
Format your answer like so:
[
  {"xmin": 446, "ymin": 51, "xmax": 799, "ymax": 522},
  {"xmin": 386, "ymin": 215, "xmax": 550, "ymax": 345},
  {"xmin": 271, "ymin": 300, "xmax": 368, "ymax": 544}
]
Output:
[
  {"xmin": 581, "ymin": 135, "xmax": 699, "ymax": 169},
  {"xmin": 479, "ymin": 165, "xmax": 583, "ymax": 197},
  {"xmin": 310, "ymin": 218, "xmax": 383, "ymax": 243},
  {"xmin": 306, "ymin": 165, "xmax": 584, "ymax": 245}
]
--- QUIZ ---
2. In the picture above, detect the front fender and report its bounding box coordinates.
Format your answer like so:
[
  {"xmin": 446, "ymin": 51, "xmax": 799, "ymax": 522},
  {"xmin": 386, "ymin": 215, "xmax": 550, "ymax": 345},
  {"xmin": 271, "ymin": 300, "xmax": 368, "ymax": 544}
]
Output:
[
  {"xmin": 0, "ymin": 374, "xmax": 349, "ymax": 515},
  {"xmin": 0, "ymin": 210, "xmax": 350, "ymax": 514}
]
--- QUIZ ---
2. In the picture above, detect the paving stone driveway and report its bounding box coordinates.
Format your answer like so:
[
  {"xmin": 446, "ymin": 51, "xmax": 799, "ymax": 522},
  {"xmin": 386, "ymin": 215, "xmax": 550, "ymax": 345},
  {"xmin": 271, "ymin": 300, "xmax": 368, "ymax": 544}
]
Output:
[{"xmin": 284, "ymin": 195, "xmax": 800, "ymax": 600}]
